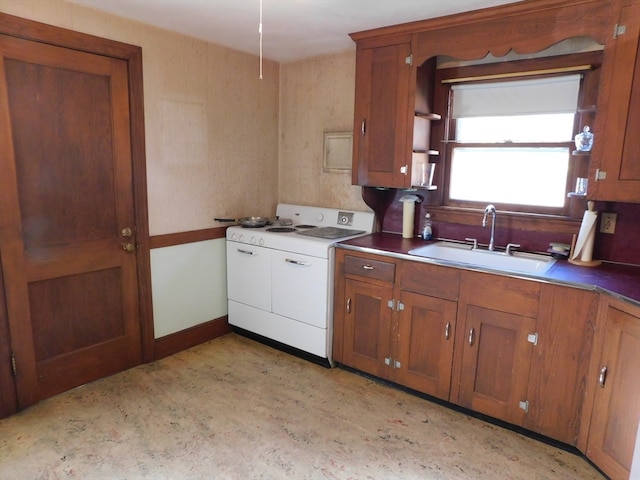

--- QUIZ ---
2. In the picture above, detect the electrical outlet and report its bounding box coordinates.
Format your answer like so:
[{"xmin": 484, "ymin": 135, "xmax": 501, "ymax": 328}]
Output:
[{"xmin": 600, "ymin": 212, "xmax": 617, "ymax": 234}]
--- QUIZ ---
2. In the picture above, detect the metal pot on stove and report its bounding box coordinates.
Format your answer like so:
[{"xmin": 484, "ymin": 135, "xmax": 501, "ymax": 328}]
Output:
[{"xmin": 214, "ymin": 216, "xmax": 270, "ymax": 228}]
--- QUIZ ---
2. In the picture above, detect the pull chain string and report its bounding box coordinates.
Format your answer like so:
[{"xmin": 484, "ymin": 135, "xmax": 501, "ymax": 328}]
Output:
[{"xmin": 259, "ymin": 0, "xmax": 263, "ymax": 79}]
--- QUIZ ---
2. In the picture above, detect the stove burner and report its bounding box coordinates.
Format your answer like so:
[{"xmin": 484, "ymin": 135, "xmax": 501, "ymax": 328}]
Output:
[
  {"xmin": 266, "ymin": 227, "xmax": 297, "ymax": 233},
  {"xmin": 295, "ymin": 224, "xmax": 316, "ymax": 229}
]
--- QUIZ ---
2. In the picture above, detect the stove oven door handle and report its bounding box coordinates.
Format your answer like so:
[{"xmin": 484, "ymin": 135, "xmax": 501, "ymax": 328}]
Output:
[
  {"xmin": 237, "ymin": 248, "xmax": 257, "ymax": 255},
  {"xmin": 285, "ymin": 258, "xmax": 311, "ymax": 267}
]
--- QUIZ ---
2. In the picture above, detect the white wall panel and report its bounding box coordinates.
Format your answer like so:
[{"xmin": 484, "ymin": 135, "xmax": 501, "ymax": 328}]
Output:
[{"xmin": 151, "ymin": 239, "xmax": 227, "ymax": 338}]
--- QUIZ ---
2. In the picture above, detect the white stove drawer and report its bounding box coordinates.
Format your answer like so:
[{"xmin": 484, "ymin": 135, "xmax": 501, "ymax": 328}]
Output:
[
  {"xmin": 226, "ymin": 241, "xmax": 271, "ymax": 311},
  {"xmin": 271, "ymin": 250, "xmax": 328, "ymax": 328}
]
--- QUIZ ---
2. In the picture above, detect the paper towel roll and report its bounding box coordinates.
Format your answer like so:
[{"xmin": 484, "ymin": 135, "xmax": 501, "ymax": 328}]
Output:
[
  {"xmin": 571, "ymin": 209, "xmax": 598, "ymax": 262},
  {"xmin": 400, "ymin": 195, "xmax": 419, "ymax": 239}
]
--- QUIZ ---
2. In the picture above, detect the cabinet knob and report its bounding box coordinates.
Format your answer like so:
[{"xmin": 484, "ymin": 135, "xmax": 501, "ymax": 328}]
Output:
[
  {"xmin": 445, "ymin": 322, "xmax": 451, "ymax": 340},
  {"xmin": 346, "ymin": 297, "xmax": 351, "ymax": 314},
  {"xmin": 361, "ymin": 119, "xmax": 366, "ymax": 135},
  {"xmin": 468, "ymin": 327, "xmax": 475, "ymax": 346}
]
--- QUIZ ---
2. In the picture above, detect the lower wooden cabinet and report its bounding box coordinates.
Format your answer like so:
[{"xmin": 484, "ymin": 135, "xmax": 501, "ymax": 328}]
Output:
[
  {"xmin": 452, "ymin": 272, "xmax": 539, "ymax": 427},
  {"xmin": 333, "ymin": 246, "xmax": 637, "ymax": 476},
  {"xmin": 342, "ymin": 278, "xmax": 394, "ymax": 378},
  {"xmin": 335, "ymin": 249, "xmax": 459, "ymax": 400},
  {"xmin": 586, "ymin": 296, "xmax": 640, "ymax": 480},
  {"xmin": 529, "ymin": 284, "xmax": 599, "ymax": 446},
  {"xmin": 394, "ymin": 290, "xmax": 457, "ymax": 399}
]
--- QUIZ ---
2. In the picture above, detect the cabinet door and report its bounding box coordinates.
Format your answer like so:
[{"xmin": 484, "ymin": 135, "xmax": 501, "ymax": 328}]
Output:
[
  {"xmin": 591, "ymin": 2, "xmax": 640, "ymax": 202},
  {"xmin": 352, "ymin": 37, "xmax": 413, "ymax": 188},
  {"xmin": 587, "ymin": 300, "xmax": 640, "ymax": 480},
  {"xmin": 342, "ymin": 278, "xmax": 394, "ymax": 378},
  {"xmin": 527, "ymin": 285, "xmax": 598, "ymax": 445},
  {"xmin": 394, "ymin": 291, "xmax": 457, "ymax": 400},
  {"xmin": 457, "ymin": 305, "xmax": 536, "ymax": 426}
]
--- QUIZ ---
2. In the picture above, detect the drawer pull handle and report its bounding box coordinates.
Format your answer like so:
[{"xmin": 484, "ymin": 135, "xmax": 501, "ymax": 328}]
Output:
[
  {"xmin": 361, "ymin": 118, "xmax": 366, "ymax": 135},
  {"xmin": 598, "ymin": 366, "xmax": 608, "ymax": 387},
  {"xmin": 468, "ymin": 327, "xmax": 475, "ymax": 346},
  {"xmin": 362, "ymin": 265, "xmax": 375, "ymax": 270},
  {"xmin": 346, "ymin": 297, "xmax": 351, "ymax": 313},
  {"xmin": 237, "ymin": 248, "xmax": 255, "ymax": 255},
  {"xmin": 445, "ymin": 322, "xmax": 451, "ymax": 340},
  {"xmin": 285, "ymin": 258, "xmax": 310, "ymax": 266}
]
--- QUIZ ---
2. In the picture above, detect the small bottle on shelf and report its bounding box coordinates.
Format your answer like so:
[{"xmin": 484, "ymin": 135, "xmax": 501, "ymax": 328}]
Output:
[{"xmin": 422, "ymin": 213, "xmax": 433, "ymax": 240}]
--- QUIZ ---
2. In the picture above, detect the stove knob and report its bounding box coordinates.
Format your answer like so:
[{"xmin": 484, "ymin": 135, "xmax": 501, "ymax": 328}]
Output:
[
  {"xmin": 259, "ymin": 238, "xmax": 265, "ymax": 246},
  {"xmin": 250, "ymin": 236, "xmax": 256, "ymax": 244},
  {"xmin": 230, "ymin": 232, "xmax": 237, "ymax": 241},
  {"xmin": 238, "ymin": 234, "xmax": 244, "ymax": 242},
  {"xmin": 316, "ymin": 213, "xmax": 324, "ymax": 222}
]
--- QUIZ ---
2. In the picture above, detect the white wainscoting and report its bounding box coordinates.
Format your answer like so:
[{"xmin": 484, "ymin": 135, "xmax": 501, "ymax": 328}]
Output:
[{"xmin": 150, "ymin": 238, "xmax": 227, "ymax": 338}]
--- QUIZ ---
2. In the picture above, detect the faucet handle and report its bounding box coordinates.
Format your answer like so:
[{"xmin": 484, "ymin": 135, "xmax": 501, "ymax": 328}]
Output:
[
  {"xmin": 506, "ymin": 243, "xmax": 521, "ymax": 255},
  {"xmin": 465, "ymin": 238, "xmax": 478, "ymax": 250}
]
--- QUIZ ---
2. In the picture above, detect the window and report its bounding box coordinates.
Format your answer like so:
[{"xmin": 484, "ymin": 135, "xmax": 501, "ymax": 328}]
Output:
[{"xmin": 434, "ymin": 52, "xmax": 602, "ymax": 218}]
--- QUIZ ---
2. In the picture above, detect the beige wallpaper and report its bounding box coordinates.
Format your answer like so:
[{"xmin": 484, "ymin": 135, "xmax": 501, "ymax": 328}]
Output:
[
  {"xmin": 0, "ymin": 1, "xmax": 368, "ymax": 234},
  {"xmin": 0, "ymin": 0, "xmax": 280, "ymax": 235},
  {"xmin": 279, "ymin": 51, "xmax": 369, "ymax": 212}
]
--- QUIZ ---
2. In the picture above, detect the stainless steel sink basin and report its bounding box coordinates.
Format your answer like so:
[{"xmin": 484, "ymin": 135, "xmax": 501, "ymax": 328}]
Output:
[{"xmin": 408, "ymin": 241, "xmax": 556, "ymax": 274}]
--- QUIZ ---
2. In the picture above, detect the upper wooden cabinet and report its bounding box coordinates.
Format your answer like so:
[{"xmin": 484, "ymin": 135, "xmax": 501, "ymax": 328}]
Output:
[
  {"xmin": 351, "ymin": 35, "xmax": 414, "ymax": 188},
  {"xmin": 590, "ymin": 0, "xmax": 640, "ymax": 202},
  {"xmin": 349, "ymin": 0, "xmax": 622, "ymax": 195}
]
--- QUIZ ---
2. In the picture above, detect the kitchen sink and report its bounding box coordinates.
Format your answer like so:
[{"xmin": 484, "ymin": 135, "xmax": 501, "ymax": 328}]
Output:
[{"xmin": 408, "ymin": 241, "xmax": 556, "ymax": 274}]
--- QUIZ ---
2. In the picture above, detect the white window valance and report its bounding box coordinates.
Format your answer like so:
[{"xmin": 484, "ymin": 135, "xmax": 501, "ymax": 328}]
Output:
[{"xmin": 451, "ymin": 74, "xmax": 582, "ymax": 118}]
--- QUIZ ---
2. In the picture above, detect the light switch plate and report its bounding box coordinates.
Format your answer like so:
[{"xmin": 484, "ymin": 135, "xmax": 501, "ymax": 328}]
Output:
[{"xmin": 600, "ymin": 212, "xmax": 617, "ymax": 234}]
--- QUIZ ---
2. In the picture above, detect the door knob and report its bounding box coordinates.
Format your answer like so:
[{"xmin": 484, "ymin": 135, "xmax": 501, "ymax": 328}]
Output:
[{"xmin": 123, "ymin": 242, "xmax": 136, "ymax": 252}]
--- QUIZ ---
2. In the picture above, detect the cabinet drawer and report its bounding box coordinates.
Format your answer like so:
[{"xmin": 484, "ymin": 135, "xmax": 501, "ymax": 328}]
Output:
[
  {"xmin": 399, "ymin": 260, "xmax": 460, "ymax": 301},
  {"xmin": 344, "ymin": 254, "xmax": 396, "ymax": 284}
]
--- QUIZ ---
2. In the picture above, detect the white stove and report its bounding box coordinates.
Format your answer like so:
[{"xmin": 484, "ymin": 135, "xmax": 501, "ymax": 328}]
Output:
[{"xmin": 225, "ymin": 204, "xmax": 375, "ymax": 366}]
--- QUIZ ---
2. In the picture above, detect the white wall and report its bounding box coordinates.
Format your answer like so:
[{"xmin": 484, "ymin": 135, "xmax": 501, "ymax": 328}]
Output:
[
  {"xmin": 0, "ymin": 1, "xmax": 367, "ymax": 337},
  {"xmin": 150, "ymin": 240, "xmax": 227, "ymax": 338}
]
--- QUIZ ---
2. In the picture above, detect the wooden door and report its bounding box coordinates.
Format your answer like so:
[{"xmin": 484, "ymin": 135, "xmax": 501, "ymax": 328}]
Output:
[
  {"xmin": 587, "ymin": 300, "xmax": 640, "ymax": 480},
  {"xmin": 342, "ymin": 278, "xmax": 394, "ymax": 378},
  {"xmin": 394, "ymin": 291, "xmax": 456, "ymax": 400},
  {"xmin": 0, "ymin": 34, "xmax": 142, "ymax": 407},
  {"xmin": 352, "ymin": 36, "xmax": 413, "ymax": 188},
  {"xmin": 456, "ymin": 305, "xmax": 535, "ymax": 426}
]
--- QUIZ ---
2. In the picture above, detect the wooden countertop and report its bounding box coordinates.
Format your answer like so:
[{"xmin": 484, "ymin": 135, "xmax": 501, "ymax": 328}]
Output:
[{"xmin": 338, "ymin": 233, "xmax": 640, "ymax": 306}]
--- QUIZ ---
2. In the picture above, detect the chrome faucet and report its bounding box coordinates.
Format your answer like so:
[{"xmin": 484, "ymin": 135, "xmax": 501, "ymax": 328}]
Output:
[{"xmin": 482, "ymin": 204, "xmax": 497, "ymax": 251}]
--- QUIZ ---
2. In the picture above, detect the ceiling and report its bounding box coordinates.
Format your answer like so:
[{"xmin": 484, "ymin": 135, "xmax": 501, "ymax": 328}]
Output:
[{"xmin": 65, "ymin": 0, "xmax": 522, "ymax": 62}]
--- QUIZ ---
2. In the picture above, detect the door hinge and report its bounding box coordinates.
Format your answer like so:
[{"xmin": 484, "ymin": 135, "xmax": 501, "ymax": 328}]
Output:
[
  {"xmin": 595, "ymin": 168, "xmax": 606, "ymax": 181},
  {"xmin": 519, "ymin": 400, "xmax": 529, "ymax": 413},
  {"xmin": 614, "ymin": 24, "xmax": 626, "ymax": 38},
  {"xmin": 400, "ymin": 165, "xmax": 408, "ymax": 175},
  {"xmin": 10, "ymin": 353, "xmax": 17, "ymax": 376},
  {"xmin": 527, "ymin": 333, "xmax": 538, "ymax": 346},
  {"xmin": 405, "ymin": 54, "xmax": 413, "ymax": 65},
  {"xmin": 384, "ymin": 356, "xmax": 392, "ymax": 366},
  {"xmin": 387, "ymin": 300, "xmax": 404, "ymax": 311}
]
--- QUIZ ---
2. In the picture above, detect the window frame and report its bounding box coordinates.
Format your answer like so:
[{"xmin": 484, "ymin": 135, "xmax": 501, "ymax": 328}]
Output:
[{"xmin": 431, "ymin": 51, "xmax": 602, "ymax": 219}]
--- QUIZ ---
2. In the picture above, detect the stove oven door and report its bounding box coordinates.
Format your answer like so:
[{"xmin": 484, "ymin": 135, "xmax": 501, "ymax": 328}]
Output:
[
  {"xmin": 271, "ymin": 250, "xmax": 328, "ymax": 328},
  {"xmin": 226, "ymin": 241, "xmax": 271, "ymax": 311}
]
